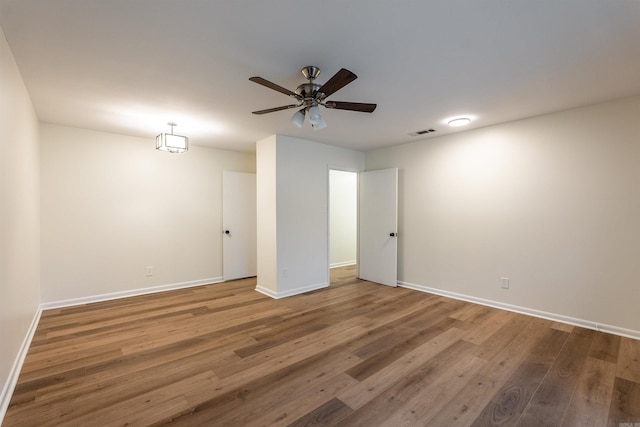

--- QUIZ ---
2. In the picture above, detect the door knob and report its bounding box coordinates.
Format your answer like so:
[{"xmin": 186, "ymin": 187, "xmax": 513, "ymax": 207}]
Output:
[
  {"xmin": 389, "ymin": 232, "xmax": 396, "ymax": 237},
  {"xmin": 225, "ymin": 230, "xmax": 230, "ymax": 235}
]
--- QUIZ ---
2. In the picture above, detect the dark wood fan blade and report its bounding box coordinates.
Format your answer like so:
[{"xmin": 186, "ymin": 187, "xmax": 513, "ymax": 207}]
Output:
[
  {"xmin": 317, "ymin": 68, "xmax": 357, "ymax": 98},
  {"xmin": 324, "ymin": 101, "xmax": 377, "ymax": 113},
  {"xmin": 251, "ymin": 104, "xmax": 301, "ymax": 115},
  {"xmin": 249, "ymin": 76, "xmax": 299, "ymax": 98}
]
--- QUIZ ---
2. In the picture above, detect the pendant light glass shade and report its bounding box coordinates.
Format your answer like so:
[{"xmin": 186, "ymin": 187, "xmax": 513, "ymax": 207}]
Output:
[
  {"xmin": 308, "ymin": 106, "xmax": 322, "ymax": 125},
  {"xmin": 311, "ymin": 115, "xmax": 327, "ymax": 130},
  {"xmin": 290, "ymin": 109, "xmax": 306, "ymax": 128},
  {"xmin": 156, "ymin": 122, "xmax": 188, "ymax": 153}
]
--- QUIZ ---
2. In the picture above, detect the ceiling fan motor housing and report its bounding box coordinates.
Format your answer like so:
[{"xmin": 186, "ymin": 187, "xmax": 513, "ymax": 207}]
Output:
[
  {"xmin": 297, "ymin": 66, "xmax": 325, "ymax": 105},
  {"xmin": 295, "ymin": 83, "xmax": 323, "ymax": 100}
]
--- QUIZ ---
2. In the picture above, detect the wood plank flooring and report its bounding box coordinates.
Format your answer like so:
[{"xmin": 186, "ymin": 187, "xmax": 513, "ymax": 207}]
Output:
[{"xmin": 4, "ymin": 265, "xmax": 640, "ymax": 426}]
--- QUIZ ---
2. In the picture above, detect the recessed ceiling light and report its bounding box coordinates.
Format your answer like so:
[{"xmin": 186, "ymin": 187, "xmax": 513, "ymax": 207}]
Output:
[{"xmin": 448, "ymin": 117, "xmax": 471, "ymax": 127}]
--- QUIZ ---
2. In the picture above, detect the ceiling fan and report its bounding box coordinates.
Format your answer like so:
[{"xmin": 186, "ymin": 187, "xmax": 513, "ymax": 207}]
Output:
[{"xmin": 249, "ymin": 66, "xmax": 377, "ymax": 130}]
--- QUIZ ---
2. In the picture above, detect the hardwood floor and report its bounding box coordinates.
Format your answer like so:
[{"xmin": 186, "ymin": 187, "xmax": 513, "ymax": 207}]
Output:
[{"xmin": 4, "ymin": 265, "xmax": 640, "ymax": 426}]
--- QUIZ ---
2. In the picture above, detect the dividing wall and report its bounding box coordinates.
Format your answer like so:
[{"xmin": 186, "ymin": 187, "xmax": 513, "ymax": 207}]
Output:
[{"xmin": 256, "ymin": 135, "xmax": 365, "ymax": 298}]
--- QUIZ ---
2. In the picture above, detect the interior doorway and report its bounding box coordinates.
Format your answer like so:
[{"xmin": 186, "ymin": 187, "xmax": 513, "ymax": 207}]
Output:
[{"xmin": 329, "ymin": 169, "xmax": 358, "ymax": 283}]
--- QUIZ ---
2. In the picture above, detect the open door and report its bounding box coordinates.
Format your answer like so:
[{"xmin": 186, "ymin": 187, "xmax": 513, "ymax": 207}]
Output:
[
  {"xmin": 223, "ymin": 171, "xmax": 257, "ymax": 281},
  {"xmin": 358, "ymin": 168, "xmax": 398, "ymax": 287}
]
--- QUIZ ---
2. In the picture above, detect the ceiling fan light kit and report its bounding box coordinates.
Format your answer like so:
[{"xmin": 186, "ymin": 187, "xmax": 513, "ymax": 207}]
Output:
[{"xmin": 250, "ymin": 66, "xmax": 377, "ymax": 130}]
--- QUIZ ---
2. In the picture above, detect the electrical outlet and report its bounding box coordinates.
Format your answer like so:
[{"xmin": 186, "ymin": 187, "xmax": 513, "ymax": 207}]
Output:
[
  {"xmin": 146, "ymin": 266, "xmax": 153, "ymax": 277},
  {"xmin": 501, "ymin": 277, "xmax": 509, "ymax": 289}
]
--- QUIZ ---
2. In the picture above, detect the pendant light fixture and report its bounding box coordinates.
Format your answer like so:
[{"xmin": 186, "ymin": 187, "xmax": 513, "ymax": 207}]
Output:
[{"xmin": 156, "ymin": 122, "xmax": 189, "ymax": 153}]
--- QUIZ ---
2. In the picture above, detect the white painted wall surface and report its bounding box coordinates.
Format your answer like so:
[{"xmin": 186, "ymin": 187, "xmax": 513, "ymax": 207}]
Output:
[
  {"xmin": 0, "ymin": 28, "xmax": 41, "ymax": 418},
  {"xmin": 40, "ymin": 124, "xmax": 255, "ymax": 303},
  {"xmin": 330, "ymin": 170, "xmax": 357, "ymax": 267},
  {"xmin": 256, "ymin": 135, "xmax": 278, "ymax": 295},
  {"xmin": 366, "ymin": 95, "xmax": 640, "ymax": 333},
  {"xmin": 256, "ymin": 135, "xmax": 364, "ymax": 297}
]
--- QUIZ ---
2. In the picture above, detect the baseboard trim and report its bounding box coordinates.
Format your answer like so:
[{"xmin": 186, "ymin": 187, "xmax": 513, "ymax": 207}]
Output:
[
  {"xmin": 0, "ymin": 306, "xmax": 42, "ymax": 423},
  {"xmin": 255, "ymin": 282, "xmax": 329, "ymax": 299},
  {"xmin": 41, "ymin": 277, "xmax": 223, "ymax": 310},
  {"xmin": 398, "ymin": 280, "xmax": 640, "ymax": 341},
  {"xmin": 330, "ymin": 261, "xmax": 356, "ymax": 269}
]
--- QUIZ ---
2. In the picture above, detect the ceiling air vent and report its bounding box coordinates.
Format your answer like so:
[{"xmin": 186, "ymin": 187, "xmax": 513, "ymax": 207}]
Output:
[{"xmin": 408, "ymin": 128, "xmax": 436, "ymax": 137}]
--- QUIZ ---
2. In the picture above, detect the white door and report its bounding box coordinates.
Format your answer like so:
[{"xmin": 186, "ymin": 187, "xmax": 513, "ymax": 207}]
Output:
[
  {"xmin": 358, "ymin": 168, "xmax": 398, "ymax": 287},
  {"xmin": 223, "ymin": 171, "xmax": 257, "ymax": 281}
]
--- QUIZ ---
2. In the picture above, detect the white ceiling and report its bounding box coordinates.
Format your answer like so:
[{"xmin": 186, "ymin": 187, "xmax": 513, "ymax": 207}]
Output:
[{"xmin": 1, "ymin": 0, "xmax": 639, "ymax": 152}]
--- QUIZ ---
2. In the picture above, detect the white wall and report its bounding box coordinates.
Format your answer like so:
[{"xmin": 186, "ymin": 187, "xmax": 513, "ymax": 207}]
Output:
[
  {"xmin": 366, "ymin": 95, "xmax": 640, "ymax": 334},
  {"xmin": 0, "ymin": 27, "xmax": 41, "ymax": 418},
  {"xmin": 256, "ymin": 135, "xmax": 365, "ymax": 297},
  {"xmin": 40, "ymin": 124, "xmax": 255, "ymax": 303},
  {"xmin": 330, "ymin": 170, "xmax": 357, "ymax": 267},
  {"xmin": 256, "ymin": 135, "xmax": 278, "ymax": 295}
]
